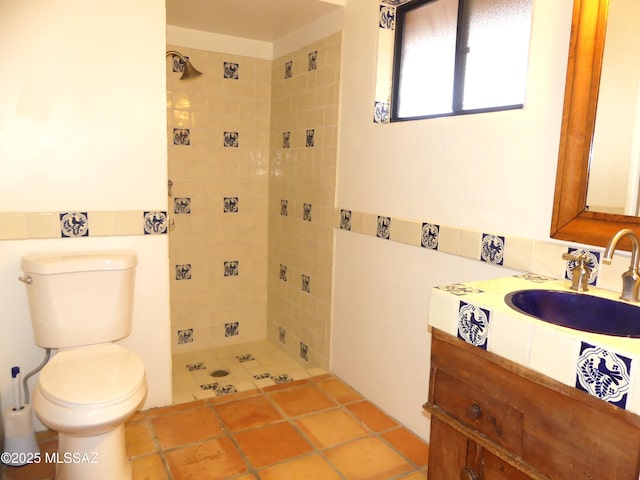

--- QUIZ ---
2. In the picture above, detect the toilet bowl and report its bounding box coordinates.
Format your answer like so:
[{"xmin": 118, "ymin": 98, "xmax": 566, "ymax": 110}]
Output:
[
  {"xmin": 20, "ymin": 251, "xmax": 147, "ymax": 480},
  {"xmin": 32, "ymin": 345, "xmax": 147, "ymax": 480}
]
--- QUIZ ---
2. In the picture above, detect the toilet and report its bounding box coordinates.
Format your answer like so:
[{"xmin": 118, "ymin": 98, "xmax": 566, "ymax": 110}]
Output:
[{"xmin": 20, "ymin": 250, "xmax": 147, "ymax": 480}]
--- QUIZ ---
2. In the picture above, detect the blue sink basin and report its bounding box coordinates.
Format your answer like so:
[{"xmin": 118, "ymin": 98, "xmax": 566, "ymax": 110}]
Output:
[{"xmin": 504, "ymin": 289, "xmax": 640, "ymax": 338}]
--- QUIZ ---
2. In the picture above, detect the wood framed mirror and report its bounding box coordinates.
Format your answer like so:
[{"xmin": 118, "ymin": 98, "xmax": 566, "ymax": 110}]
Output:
[{"xmin": 551, "ymin": 0, "xmax": 640, "ymax": 249}]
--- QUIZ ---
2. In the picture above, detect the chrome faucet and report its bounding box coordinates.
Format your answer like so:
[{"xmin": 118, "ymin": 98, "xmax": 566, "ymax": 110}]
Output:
[{"xmin": 602, "ymin": 228, "xmax": 640, "ymax": 301}]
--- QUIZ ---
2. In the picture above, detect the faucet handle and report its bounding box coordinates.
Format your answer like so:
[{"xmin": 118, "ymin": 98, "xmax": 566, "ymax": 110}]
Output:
[{"xmin": 562, "ymin": 252, "xmax": 591, "ymax": 292}]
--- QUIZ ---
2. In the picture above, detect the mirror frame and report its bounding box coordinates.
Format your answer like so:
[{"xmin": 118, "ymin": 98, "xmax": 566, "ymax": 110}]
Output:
[{"xmin": 551, "ymin": 0, "xmax": 640, "ymax": 249}]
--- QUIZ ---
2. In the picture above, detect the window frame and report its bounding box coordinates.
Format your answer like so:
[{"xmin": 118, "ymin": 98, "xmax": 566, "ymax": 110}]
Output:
[{"xmin": 390, "ymin": 0, "xmax": 526, "ymax": 122}]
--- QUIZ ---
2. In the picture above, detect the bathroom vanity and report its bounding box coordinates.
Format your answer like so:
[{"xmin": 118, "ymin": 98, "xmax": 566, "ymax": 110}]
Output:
[{"xmin": 425, "ymin": 277, "xmax": 640, "ymax": 479}]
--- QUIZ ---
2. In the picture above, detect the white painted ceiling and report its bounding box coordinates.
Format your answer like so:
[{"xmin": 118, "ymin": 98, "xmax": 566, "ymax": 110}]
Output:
[{"xmin": 166, "ymin": 0, "xmax": 344, "ymax": 42}]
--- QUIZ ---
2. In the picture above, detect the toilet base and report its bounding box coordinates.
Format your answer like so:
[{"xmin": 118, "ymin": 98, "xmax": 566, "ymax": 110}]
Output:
[{"xmin": 54, "ymin": 424, "xmax": 131, "ymax": 480}]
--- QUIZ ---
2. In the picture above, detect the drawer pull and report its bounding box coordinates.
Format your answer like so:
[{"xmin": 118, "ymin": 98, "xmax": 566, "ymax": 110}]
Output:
[
  {"xmin": 460, "ymin": 467, "xmax": 479, "ymax": 480},
  {"xmin": 466, "ymin": 404, "xmax": 482, "ymax": 420}
]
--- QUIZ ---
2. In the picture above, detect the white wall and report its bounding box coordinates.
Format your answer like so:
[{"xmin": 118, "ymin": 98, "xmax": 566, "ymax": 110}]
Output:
[
  {"xmin": 0, "ymin": 0, "xmax": 172, "ymax": 428},
  {"xmin": 332, "ymin": 0, "xmax": 575, "ymax": 439}
]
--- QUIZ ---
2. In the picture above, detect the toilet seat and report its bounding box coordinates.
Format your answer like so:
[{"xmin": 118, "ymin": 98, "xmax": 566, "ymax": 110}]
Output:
[{"xmin": 38, "ymin": 344, "xmax": 145, "ymax": 408}]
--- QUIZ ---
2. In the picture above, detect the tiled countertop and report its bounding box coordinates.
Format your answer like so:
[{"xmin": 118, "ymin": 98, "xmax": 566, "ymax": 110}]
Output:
[{"xmin": 428, "ymin": 273, "xmax": 640, "ymax": 415}]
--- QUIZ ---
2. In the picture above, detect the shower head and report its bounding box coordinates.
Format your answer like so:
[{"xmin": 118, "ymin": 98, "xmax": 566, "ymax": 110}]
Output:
[{"xmin": 166, "ymin": 50, "xmax": 203, "ymax": 80}]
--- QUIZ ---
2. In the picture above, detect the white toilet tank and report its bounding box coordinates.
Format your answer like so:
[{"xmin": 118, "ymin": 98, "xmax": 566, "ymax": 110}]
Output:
[{"xmin": 21, "ymin": 251, "xmax": 138, "ymax": 349}]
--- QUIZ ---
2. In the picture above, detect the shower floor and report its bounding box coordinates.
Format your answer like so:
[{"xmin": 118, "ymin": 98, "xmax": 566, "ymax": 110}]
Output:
[{"xmin": 172, "ymin": 340, "xmax": 327, "ymax": 404}]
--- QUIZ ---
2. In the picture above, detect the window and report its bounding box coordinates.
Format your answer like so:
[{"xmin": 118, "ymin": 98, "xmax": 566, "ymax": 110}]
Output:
[{"xmin": 391, "ymin": 0, "xmax": 532, "ymax": 121}]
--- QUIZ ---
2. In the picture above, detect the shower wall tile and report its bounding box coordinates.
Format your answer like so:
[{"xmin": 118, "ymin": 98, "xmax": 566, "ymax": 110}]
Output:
[
  {"xmin": 268, "ymin": 32, "xmax": 342, "ymax": 370},
  {"xmin": 167, "ymin": 45, "xmax": 271, "ymax": 353}
]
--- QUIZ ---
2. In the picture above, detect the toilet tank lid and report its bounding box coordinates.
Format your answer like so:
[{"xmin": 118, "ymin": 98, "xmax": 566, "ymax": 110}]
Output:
[{"xmin": 21, "ymin": 250, "xmax": 138, "ymax": 275}]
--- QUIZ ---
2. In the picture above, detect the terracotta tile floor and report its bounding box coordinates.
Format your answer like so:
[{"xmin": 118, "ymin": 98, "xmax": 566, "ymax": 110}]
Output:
[{"xmin": 1, "ymin": 374, "xmax": 429, "ymax": 480}]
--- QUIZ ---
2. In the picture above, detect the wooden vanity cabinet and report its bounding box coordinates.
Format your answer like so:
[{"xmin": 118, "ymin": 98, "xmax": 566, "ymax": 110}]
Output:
[{"xmin": 424, "ymin": 329, "xmax": 640, "ymax": 480}]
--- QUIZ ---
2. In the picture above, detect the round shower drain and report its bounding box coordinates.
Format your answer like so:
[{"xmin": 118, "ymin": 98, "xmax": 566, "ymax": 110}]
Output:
[{"xmin": 210, "ymin": 369, "xmax": 230, "ymax": 378}]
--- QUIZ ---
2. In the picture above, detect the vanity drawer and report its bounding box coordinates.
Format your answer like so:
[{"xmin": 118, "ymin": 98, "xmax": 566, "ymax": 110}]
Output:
[{"xmin": 432, "ymin": 368, "xmax": 524, "ymax": 455}]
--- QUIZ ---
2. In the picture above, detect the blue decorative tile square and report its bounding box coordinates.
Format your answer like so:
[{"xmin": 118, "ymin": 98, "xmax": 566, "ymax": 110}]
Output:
[
  {"xmin": 216, "ymin": 385, "xmax": 238, "ymax": 396},
  {"xmin": 170, "ymin": 54, "xmax": 188, "ymax": 73},
  {"xmin": 300, "ymin": 342, "xmax": 309, "ymax": 361},
  {"xmin": 175, "ymin": 264, "xmax": 192, "ymax": 280},
  {"xmin": 373, "ymin": 101, "xmax": 390, "ymax": 124},
  {"xmin": 253, "ymin": 372, "xmax": 271, "ymax": 380},
  {"xmin": 173, "ymin": 128, "xmax": 190, "ymax": 145},
  {"xmin": 143, "ymin": 211, "xmax": 168, "ymax": 234},
  {"xmin": 481, "ymin": 234, "xmax": 505, "ymax": 265},
  {"xmin": 174, "ymin": 197, "xmax": 191, "ymax": 214},
  {"xmin": 280, "ymin": 199, "xmax": 288, "ymax": 216},
  {"xmin": 283, "ymin": 131, "xmax": 291, "ymax": 148},
  {"xmin": 575, "ymin": 342, "xmax": 631, "ymax": 409},
  {"xmin": 457, "ymin": 301, "xmax": 490, "ymax": 349},
  {"xmin": 224, "ymin": 197, "xmax": 238, "ymax": 213},
  {"xmin": 514, "ymin": 273, "xmax": 556, "ymax": 283},
  {"xmin": 236, "ymin": 353, "xmax": 254, "ymax": 362},
  {"xmin": 279, "ymin": 264, "xmax": 287, "ymax": 282},
  {"xmin": 305, "ymin": 129, "xmax": 315, "ymax": 147},
  {"xmin": 564, "ymin": 248, "xmax": 600, "ymax": 286},
  {"xmin": 200, "ymin": 382, "xmax": 219, "ymax": 390},
  {"xmin": 379, "ymin": 4, "xmax": 396, "ymax": 29},
  {"xmin": 285, "ymin": 60, "xmax": 293, "ymax": 79},
  {"xmin": 437, "ymin": 284, "xmax": 483, "ymax": 296},
  {"xmin": 224, "ymin": 131, "xmax": 239, "ymax": 147},
  {"xmin": 308, "ymin": 51, "xmax": 318, "ymax": 71},
  {"xmin": 186, "ymin": 362, "xmax": 206, "ymax": 372},
  {"xmin": 278, "ymin": 326, "xmax": 286, "ymax": 344},
  {"xmin": 340, "ymin": 209, "xmax": 352, "ymax": 230},
  {"xmin": 421, "ymin": 223, "xmax": 439, "ymax": 250},
  {"xmin": 224, "ymin": 260, "xmax": 239, "ymax": 276},
  {"xmin": 177, "ymin": 328, "xmax": 193, "ymax": 344},
  {"xmin": 301, "ymin": 274, "xmax": 311, "ymax": 293},
  {"xmin": 225, "ymin": 322, "xmax": 239, "ymax": 337},
  {"xmin": 274, "ymin": 374, "xmax": 293, "ymax": 384},
  {"xmin": 223, "ymin": 61, "xmax": 239, "ymax": 79},
  {"xmin": 60, "ymin": 212, "xmax": 89, "ymax": 238},
  {"xmin": 303, "ymin": 203, "xmax": 312, "ymax": 221},
  {"xmin": 377, "ymin": 216, "xmax": 391, "ymax": 239}
]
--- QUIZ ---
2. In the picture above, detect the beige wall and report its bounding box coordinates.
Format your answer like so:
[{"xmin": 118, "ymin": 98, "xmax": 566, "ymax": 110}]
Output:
[{"xmin": 0, "ymin": 0, "xmax": 172, "ymax": 419}]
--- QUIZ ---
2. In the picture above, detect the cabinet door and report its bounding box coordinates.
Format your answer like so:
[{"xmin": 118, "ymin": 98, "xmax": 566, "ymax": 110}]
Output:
[{"xmin": 429, "ymin": 418, "xmax": 533, "ymax": 480}]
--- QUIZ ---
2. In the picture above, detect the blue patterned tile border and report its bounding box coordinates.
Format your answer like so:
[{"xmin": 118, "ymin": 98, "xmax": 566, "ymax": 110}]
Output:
[
  {"xmin": 457, "ymin": 301, "xmax": 490, "ymax": 349},
  {"xmin": 236, "ymin": 354, "xmax": 255, "ymax": 363},
  {"xmin": 376, "ymin": 216, "xmax": 391, "ymax": 239},
  {"xmin": 421, "ymin": 223, "xmax": 439, "ymax": 250},
  {"xmin": 340, "ymin": 209, "xmax": 352, "ymax": 230},
  {"xmin": 481, "ymin": 233, "xmax": 505, "ymax": 265},
  {"xmin": 273, "ymin": 374, "xmax": 293, "ymax": 384},
  {"xmin": 144, "ymin": 211, "xmax": 168, "ymax": 235},
  {"xmin": 575, "ymin": 342, "xmax": 631, "ymax": 409},
  {"xmin": 186, "ymin": 362, "xmax": 206, "ymax": 372},
  {"xmin": 60, "ymin": 211, "xmax": 89, "ymax": 238}
]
